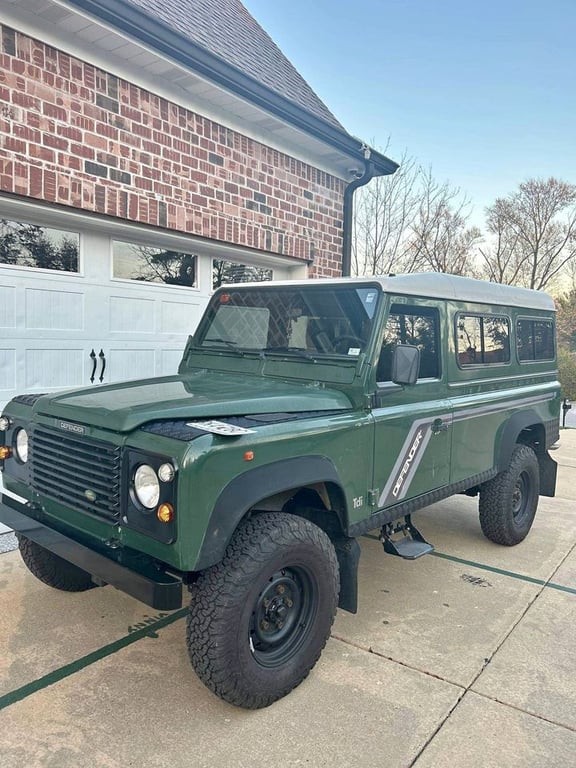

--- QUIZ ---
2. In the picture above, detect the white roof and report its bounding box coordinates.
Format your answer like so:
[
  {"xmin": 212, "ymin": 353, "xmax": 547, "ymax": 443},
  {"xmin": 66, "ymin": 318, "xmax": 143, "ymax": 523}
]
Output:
[{"xmin": 234, "ymin": 273, "xmax": 555, "ymax": 312}]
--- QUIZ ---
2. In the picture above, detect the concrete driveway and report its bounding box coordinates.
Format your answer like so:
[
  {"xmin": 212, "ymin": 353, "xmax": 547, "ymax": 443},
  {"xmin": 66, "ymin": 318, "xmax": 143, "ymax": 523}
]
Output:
[{"xmin": 1, "ymin": 432, "xmax": 575, "ymax": 767}]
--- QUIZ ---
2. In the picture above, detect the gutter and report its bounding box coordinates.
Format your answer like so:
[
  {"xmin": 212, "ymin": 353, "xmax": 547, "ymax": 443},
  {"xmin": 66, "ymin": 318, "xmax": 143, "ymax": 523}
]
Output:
[
  {"xmin": 341, "ymin": 153, "xmax": 377, "ymax": 277},
  {"xmin": 62, "ymin": 0, "xmax": 399, "ymax": 177}
]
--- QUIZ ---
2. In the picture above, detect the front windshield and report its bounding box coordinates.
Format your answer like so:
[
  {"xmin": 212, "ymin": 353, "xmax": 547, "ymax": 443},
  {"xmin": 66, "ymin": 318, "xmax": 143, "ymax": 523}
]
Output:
[{"xmin": 197, "ymin": 285, "xmax": 381, "ymax": 357}]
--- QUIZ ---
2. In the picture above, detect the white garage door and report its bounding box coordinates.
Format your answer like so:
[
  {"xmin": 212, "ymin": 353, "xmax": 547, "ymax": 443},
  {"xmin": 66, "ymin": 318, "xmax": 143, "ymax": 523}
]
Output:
[
  {"xmin": 0, "ymin": 224, "xmax": 212, "ymax": 415},
  {"xmin": 0, "ymin": 202, "xmax": 299, "ymax": 417}
]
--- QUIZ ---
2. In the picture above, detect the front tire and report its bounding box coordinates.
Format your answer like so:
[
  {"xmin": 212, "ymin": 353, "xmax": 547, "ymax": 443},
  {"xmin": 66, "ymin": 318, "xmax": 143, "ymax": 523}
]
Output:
[
  {"xmin": 479, "ymin": 444, "xmax": 540, "ymax": 546},
  {"xmin": 186, "ymin": 512, "xmax": 339, "ymax": 709},
  {"xmin": 16, "ymin": 535, "xmax": 95, "ymax": 591}
]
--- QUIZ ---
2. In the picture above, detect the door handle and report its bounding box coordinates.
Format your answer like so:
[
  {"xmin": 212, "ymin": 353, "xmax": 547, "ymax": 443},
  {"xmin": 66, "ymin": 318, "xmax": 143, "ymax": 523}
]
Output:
[
  {"xmin": 432, "ymin": 419, "xmax": 449, "ymax": 435},
  {"xmin": 89, "ymin": 349, "xmax": 97, "ymax": 383},
  {"xmin": 98, "ymin": 349, "xmax": 106, "ymax": 383}
]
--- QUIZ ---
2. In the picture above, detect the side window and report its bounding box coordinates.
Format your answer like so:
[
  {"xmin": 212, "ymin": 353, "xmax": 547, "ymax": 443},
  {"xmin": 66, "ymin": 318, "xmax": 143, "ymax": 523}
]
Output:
[
  {"xmin": 377, "ymin": 304, "xmax": 440, "ymax": 382},
  {"xmin": 457, "ymin": 314, "xmax": 510, "ymax": 366},
  {"xmin": 517, "ymin": 318, "xmax": 555, "ymax": 361}
]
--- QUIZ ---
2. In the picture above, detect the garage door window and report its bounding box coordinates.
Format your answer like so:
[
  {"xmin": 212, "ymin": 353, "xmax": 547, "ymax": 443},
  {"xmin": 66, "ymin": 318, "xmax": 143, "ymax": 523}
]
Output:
[
  {"xmin": 0, "ymin": 219, "xmax": 79, "ymax": 272},
  {"xmin": 113, "ymin": 241, "xmax": 197, "ymax": 287},
  {"xmin": 213, "ymin": 259, "xmax": 273, "ymax": 288}
]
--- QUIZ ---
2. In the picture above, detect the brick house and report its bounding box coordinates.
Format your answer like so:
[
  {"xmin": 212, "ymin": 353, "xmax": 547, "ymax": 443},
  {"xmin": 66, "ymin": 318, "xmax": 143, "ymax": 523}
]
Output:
[{"xmin": 0, "ymin": 0, "xmax": 397, "ymax": 412}]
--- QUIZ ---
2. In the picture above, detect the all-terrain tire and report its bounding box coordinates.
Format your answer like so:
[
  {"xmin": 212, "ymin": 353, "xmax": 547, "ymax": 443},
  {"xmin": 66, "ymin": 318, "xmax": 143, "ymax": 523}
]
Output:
[
  {"xmin": 479, "ymin": 444, "xmax": 540, "ymax": 546},
  {"xmin": 186, "ymin": 512, "xmax": 339, "ymax": 709},
  {"xmin": 16, "ymin": 534, "xmax": 95, "ymax": 591}
]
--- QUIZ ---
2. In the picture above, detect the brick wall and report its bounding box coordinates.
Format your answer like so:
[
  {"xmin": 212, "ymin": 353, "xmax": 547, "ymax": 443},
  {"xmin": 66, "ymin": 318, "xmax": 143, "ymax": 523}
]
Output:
[{"xmin": 0, "ymin": 26, "xmax": 345, "ymax": 277}]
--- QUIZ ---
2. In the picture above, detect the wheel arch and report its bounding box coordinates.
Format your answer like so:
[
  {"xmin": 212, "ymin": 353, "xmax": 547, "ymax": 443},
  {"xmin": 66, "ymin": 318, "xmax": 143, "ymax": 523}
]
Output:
[
  {"xmin": 194, "ymin": 455, "xmax": 349, "ymax": 572},
  {"xmin": 497, "ymin": 409, "xmax": 545, "ymax": 471},
  {"xmin": 496, "ymin": 410, "xmax": 557, "ymax": 497}
]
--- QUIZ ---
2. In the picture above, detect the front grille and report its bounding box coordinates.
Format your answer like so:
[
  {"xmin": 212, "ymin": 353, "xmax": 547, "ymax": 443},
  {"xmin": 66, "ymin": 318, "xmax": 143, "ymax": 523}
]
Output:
[{"xmin": 30, "ymin": 426, "xmax": 121, "ymax": 523}]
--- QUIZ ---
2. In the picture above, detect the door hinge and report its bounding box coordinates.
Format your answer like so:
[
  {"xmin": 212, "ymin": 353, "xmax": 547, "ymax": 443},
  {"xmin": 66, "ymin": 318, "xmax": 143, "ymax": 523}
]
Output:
[{"xmin": 368, "ymin": 489, "xmax": 380, "ymax": 507}]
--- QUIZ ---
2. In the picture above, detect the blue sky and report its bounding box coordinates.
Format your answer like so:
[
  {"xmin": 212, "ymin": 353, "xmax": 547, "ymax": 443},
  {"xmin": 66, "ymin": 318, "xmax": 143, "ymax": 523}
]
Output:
[{"xmin": 243, "ymin": 0, "xmax": 574, "ymax": 226}]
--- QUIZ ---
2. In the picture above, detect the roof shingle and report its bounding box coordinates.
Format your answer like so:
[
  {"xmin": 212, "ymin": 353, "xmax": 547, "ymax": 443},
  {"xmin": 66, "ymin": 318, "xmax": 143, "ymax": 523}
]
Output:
[{"xmin": 125, "ymin": 0, "xmax": 343, "ymax": 129}]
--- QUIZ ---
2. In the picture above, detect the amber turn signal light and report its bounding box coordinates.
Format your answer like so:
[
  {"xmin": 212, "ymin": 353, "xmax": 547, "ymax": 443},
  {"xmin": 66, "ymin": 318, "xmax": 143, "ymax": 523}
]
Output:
[
  {"xmin": 0, "ymin": 446, "xmax": 12, "ymax": 460},
  {"xmin": 157, "ymin": 503, "xmax": 174, "ymax": 523}
]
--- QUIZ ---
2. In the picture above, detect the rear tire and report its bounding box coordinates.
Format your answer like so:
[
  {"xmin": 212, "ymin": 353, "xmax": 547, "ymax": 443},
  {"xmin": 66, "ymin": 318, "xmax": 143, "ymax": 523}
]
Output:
[
  {"xmin": 16, "ymin": 535, "xmax": 95, "ymax": 591},
  {"xmin": 479, "ymin": 444, "xmax": 539, "ymax": 546},
  {"xmin": 186, "ymin": 512, "xmax": 339, "ymax": 709}
]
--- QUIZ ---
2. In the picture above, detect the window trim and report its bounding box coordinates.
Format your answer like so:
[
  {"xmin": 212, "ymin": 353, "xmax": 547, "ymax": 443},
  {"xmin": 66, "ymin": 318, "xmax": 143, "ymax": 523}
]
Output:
[
  {"xmin": 376, "ymin": 303, "xmax": 442, "ymax": 384},
  {"xmin": 516, "ymin": 315, "xmax": 556, "ymax": 364},
  {"xmin": 455, "ymin": 311, "xmax": 512, "ymax": 369}
]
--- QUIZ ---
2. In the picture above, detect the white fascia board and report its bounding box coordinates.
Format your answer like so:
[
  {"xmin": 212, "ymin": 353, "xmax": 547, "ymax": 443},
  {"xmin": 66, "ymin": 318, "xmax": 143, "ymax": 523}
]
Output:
[{"xmin": 2, "ymin": 0, "xmax": 354, "ymax": 180}]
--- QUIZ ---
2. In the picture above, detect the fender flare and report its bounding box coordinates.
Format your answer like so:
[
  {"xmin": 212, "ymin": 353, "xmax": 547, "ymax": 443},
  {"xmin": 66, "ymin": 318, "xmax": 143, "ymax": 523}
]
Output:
[
  {"xmin": 496, "ymin": 409, "xmax": 544, "ymax": 471},
  {"xmin": 194, "ymin": 455, "xmax": 346, "ymax": 571}
]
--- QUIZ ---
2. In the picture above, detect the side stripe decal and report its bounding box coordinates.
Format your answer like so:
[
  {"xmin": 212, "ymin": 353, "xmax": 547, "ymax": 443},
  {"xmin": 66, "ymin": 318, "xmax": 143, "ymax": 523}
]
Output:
[
  {"xmin": 378, "ymin": 416, "xmax": 450, "ymax": 507},
  {"xmin": 375, "ymin": 392, "xmax": 554, "ymax": 510}
]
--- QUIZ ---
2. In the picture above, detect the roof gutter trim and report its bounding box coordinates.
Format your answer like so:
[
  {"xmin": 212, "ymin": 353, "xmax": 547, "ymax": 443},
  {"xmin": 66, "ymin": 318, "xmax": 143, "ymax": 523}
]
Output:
[{"xmin": 62, "ymin": 0, "xmax": 398, "ymax": 176}]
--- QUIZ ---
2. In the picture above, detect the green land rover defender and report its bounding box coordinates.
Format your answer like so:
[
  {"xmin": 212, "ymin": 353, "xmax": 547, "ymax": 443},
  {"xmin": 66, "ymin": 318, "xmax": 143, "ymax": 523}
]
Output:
[{"xmin": 0, "ymin": 273, "xmax": 560, "ymax": 708}]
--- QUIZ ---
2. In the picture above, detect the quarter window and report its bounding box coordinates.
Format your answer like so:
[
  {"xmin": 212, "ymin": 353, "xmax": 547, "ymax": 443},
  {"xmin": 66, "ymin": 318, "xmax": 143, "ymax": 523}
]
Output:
[
  {"xmin": 377, "ymin": 305, "xmax": 440, "ymax": 381},
  {"xmin": 113, "ymin": 241, "xmax": 196, "ymax": 287},
  {"xmin": 457, "ymin": 315, "xmax": 510, "ymax": 366},
  {"xmin": 0, "ymin": 219, "xmax": 79, "ymax": 272},
  {"xmin": 517, "ymin": 319, "xmax": 555, "ymax": 361}
]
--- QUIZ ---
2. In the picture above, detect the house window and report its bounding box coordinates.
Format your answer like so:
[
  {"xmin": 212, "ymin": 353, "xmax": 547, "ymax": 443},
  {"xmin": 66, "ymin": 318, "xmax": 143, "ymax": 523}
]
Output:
[
  {"xmin": 457, "ymin": 314, "xmax": 510, "ymax": 366},
  {"xmin": 377, "ymin": 305, "xmax": 440, "ymax": 381},
  {"xmin": 212, "ymin": 259, "xmax": 272, "ymax": 289},
  {"xmin": 517, "ymin": 319, "xmax": 555, "ymax": 361},
  {"xmin": 0, "ymin": 219, "xmax": 79, "ymax": 272},
  {"xmin": 113, "ymin": 241, "xmax": 196, "ymax": 287}
]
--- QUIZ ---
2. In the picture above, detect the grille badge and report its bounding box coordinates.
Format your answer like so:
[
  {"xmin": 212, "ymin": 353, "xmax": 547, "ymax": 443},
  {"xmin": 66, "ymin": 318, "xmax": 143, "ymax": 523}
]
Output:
[
  {"xmin": 57, "ymin": 420, "xmax": 86, "ymax": 435},
  {"xmin": 84, "ymin": 490, "xmax": 97, "ymax": 502}
]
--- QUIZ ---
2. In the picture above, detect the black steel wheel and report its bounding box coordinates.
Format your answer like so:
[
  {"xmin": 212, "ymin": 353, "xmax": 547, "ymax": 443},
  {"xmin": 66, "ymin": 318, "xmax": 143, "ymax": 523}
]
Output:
[
  {"xmin": 479, "ymin": 444, "xmax": 540, "ymax": 545},
  {"xmin": 16, "ymin": 535, "xmax": 95, "ymax": 591},
  {"xmin": 186, "ymin": 512, "xmax": 339, "ymax": 709}
]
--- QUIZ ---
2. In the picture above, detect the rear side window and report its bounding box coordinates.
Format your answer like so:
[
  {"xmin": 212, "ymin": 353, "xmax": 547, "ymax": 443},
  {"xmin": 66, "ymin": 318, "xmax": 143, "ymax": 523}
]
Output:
[
  {"xmin": 377, "ymin": 305, "xmax": 440, "ymax": 381},
  {"xmin": 517, "ymin": 319, "xmax": 555, "ymax": 361},
  {"xmin": 456, "ymin": 314, "xmax": 510, "ymax": 366}
]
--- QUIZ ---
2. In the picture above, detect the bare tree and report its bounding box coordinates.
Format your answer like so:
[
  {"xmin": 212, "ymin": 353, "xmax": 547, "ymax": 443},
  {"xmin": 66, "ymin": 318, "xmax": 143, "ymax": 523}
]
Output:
[
  {"xmin": 352, "ymin": 151, "xmax": 421, "ymax": 276},
  {"xmin": 406, "ymin": 169, "xmax": 481, "ymax": 276},
  {"xmin": 352, "ymin": 159, "xmax": 479, "ymax": 277},
  {"xmin": 479, "ymin": 178, "xmax": 576, "ymax": 290},
  {"xmin": 556, "ymin": 288, "xmax": 576, "ymax": 351}
]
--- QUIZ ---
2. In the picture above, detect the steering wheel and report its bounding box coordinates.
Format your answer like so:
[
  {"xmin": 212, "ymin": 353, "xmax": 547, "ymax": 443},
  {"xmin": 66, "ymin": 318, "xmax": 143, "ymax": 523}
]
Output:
[{"xmin": 332, "ymin": 335, "xmax": 364, "ymax": 354}]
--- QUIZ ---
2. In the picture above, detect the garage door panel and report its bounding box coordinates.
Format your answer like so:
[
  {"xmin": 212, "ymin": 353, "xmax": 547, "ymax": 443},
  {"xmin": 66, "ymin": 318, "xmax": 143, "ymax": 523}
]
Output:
[
  {"xmin": 107, "ymin": 348, "xmax": 156, "ymax": 383},
  {"xmin": 25, "ymin": 348, "xmax": 85, "ymax": 389},
  {"xmin": 0, "ymin": 286, "xmax": 16, "ymax": 328},
  {"xmin": 25, "ymin": 288, "xmax": 84, "ymax": 331},
  {"xmin": 0, "ymin": 349, "xmax": 16, "ymax": 391},
  {"xmin": 159, "ymin": 349, "xmax": 184, "ymax": 375},
  {"xmin": 160, "ymin": 300, "xmax": 202, "ymax": 335},
  {"xmin": 110, "ymin": 295, "xmax": 155, "ymax": 334}
]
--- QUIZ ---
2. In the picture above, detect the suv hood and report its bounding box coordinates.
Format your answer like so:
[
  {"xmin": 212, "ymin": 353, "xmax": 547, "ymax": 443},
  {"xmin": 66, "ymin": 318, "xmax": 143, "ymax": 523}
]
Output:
[{"xmin": 34, "ymin": 371, "xmax": 353, "ymax": 433}]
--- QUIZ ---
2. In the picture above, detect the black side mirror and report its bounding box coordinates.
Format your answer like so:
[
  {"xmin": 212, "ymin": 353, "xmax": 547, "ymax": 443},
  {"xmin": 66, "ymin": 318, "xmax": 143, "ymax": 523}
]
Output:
[{"xmin": 391, "ymin": 344, "xmax": 420, "ymax": 386}]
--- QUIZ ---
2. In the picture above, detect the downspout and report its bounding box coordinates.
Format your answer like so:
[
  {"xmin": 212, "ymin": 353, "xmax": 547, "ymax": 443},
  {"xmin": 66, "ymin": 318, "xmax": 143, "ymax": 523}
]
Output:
[{"xmin": 341, "ymin": 146, "xmax": 376, "ymax": 277}]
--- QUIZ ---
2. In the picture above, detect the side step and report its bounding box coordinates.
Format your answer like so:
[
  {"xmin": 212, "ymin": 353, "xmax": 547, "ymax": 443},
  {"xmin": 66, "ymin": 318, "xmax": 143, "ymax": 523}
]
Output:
[{"xmin": 380, "ymin": 515, "xmax": 434, "ymax": 560}]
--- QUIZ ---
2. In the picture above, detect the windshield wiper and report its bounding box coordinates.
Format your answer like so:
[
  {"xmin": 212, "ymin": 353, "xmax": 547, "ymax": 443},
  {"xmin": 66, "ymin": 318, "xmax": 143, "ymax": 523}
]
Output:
[
  {"xmin": 202, "ymin": 338, "xmax": 245, "ymax": 355},
  {"xmin": 262, "ymin": 346, "xmax": 315, "ymax": 360}
]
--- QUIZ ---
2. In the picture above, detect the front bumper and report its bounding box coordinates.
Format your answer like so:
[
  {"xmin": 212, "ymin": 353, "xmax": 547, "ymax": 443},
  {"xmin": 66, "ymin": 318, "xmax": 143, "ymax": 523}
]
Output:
[{"xmin": 0, "ymin": 494, "xmax": 182, "ymax": 610}]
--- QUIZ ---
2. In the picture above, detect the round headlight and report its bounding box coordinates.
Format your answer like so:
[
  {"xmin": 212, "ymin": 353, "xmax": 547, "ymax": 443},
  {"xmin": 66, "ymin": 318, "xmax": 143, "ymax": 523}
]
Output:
[
  {"xmin": 0, "ymin": 416, "xmax": 11, "ymax": 432},
  {"xmin": 15, "ymin": 429, "xmax": 29, "ymax": 463},
  {"xmin": 134, "ymin": 464, "xmax": 160, "ymax": 509}
]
